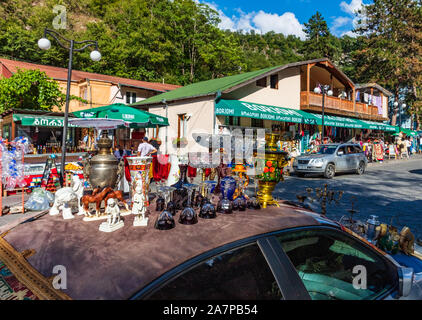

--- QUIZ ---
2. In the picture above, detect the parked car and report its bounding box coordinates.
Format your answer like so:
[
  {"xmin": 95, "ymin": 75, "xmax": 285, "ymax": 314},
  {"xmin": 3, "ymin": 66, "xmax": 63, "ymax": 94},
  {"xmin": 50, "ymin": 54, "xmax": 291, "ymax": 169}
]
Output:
[
  {"xmin": 293, "ymin": 143, "xmax": 368, "ymax": 179},
  {"xmin": 1, "ymin": 202, "xmax": 420, "ymax": 300}
]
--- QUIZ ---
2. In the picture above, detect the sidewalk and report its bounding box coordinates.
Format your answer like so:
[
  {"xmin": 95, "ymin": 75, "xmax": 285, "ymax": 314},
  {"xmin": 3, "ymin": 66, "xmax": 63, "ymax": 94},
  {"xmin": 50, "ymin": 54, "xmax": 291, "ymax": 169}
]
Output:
[{"xmin": 0, "ymin": 193, "xmax": 46, "ymax": 234}]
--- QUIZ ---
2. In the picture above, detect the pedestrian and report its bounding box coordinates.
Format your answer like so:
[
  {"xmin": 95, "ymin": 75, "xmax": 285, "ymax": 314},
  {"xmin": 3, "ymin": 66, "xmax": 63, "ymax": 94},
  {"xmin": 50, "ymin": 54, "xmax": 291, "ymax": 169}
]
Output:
[
  {"xmin": 406, "ymin": 138, "xmax": 412, "ymax": 157},
  {"xmin": 137, "ymin": 137, "xmax": 157, "ymax": 157},
  {"xmin": 113, "ymin": 145, "xmax": 127, "ymax": 161}
]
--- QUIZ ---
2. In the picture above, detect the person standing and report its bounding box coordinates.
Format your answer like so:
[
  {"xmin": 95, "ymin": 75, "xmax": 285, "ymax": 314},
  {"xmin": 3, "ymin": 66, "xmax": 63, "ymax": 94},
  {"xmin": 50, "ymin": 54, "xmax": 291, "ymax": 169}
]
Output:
[{"xmin": 137, "ymin": 137, "xmax": 157, "ymax": 157}]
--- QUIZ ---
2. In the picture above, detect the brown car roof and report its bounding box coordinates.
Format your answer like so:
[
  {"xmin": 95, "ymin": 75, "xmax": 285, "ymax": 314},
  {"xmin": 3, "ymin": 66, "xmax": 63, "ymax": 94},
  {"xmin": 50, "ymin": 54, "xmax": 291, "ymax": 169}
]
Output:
[{"xmin": 2, "ymin": 200, "xmax": 320, "ymax": 300}]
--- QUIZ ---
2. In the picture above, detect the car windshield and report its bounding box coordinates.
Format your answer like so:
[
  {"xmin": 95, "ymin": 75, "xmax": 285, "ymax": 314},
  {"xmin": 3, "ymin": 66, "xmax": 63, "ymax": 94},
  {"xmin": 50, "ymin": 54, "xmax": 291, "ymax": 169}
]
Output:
[{"xmin": 310, "ymin": 145, "xmax": 337, "ymax": 155}]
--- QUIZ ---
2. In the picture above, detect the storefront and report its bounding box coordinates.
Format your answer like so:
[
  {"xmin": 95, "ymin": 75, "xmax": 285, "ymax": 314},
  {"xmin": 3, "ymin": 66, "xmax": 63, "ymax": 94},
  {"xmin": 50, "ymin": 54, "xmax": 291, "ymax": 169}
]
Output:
[{"xmin": 214, "ymin": 99, "xmax": 398, "ymax": 157}]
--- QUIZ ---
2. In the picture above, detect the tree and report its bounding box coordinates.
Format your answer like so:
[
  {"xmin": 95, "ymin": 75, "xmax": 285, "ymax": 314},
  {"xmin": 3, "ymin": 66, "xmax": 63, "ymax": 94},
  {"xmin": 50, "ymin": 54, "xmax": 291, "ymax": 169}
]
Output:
[
  {"xmin": 353, "ymin": 0, "xmax": 422, "ymax": 125},
  {"xmin": 0, "ymin": 68, "xmax": 81, "ymax": 113},
  {"xmin": 301, "ymin": 12, "xmax": 342, "ymax": 62}
]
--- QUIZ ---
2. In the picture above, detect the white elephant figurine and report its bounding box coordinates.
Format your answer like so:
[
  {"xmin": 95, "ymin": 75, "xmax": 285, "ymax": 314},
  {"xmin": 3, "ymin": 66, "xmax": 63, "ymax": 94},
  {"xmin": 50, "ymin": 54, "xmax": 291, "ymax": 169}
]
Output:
[
  {"xmin": 49, "ymin": 187, "xmax": 78, "ymax": 220},
  {"xmin": 71, "ymin": 175, "xmax": 85, "ymax": 215}
]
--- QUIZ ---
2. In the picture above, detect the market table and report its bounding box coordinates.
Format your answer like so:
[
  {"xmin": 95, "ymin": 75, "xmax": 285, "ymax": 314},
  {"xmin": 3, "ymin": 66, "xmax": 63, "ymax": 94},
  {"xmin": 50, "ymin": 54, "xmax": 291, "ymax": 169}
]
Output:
[{"xmin": 0, "ymin": 200, "xmax": 320, "ymax": 300}]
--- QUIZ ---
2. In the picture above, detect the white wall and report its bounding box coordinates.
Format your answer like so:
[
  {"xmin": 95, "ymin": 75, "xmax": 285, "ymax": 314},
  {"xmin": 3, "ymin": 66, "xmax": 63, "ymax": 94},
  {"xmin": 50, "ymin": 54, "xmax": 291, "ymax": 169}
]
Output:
[
  {"xmin": 147, "ymin": 96, "xmax": 215, "ymax": 154},
  {"xmin": 222, "ymin": 67, "xmax": 301, "ymax": 109}
]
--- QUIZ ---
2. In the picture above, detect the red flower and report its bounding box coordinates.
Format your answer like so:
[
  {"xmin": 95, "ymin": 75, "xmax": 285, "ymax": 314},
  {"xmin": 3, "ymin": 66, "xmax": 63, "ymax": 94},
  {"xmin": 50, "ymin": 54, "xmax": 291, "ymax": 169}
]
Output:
[
  {"xmin": 263, "ymin": 167, "xmax": 269, "ymax": 173},
  {"xmin": 270, "ymin": 167, "xmax": 275, "ymax": 173},
  {"xmin": 266, "ymin": 161, "xmax": 273, "ymax": 167}
]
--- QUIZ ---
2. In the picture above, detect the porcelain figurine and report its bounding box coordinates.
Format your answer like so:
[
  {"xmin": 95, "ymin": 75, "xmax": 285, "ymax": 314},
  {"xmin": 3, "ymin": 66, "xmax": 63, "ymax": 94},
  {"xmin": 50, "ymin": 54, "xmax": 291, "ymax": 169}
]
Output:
[
  {"xmin": 132, "ymin": 185, "xmax": 148, "ymax": 227},
  {"xmin": 71, "ymin": 175, "xmax": 85, "ymax": 215},
  {"xmin": 99, "ymin": 198, "xmax": 124, "ymax": 232},
  {"xmin": 49, "ymin": 187, "xmax": 77, "ymax": 220}
]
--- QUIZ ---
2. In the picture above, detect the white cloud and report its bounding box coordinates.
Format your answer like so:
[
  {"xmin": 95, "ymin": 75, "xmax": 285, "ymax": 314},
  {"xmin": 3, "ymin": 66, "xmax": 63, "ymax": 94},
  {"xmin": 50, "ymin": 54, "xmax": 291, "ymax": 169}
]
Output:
[
  {"xmin": 200, "ymin": 2, "xmax": 305, "ymax": 39},
  {"xmin": 333, "ymin": 0, "xmax": 366, "ymax": 37},
  {"xmin": 252, "ymin": 11, "xmax": 306, "ymax": 39},
  {"xmin": 340, "ymin": 0, "xmax": 363, "ymax": 15}
]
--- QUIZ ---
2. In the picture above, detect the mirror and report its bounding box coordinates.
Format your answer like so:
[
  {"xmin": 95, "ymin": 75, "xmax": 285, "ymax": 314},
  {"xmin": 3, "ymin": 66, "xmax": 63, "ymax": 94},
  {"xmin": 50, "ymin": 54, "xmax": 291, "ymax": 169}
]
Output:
[
  {"xmin": 337, "ymin": 150, "xmax": 344, "ymax": 156},
  {"xmin": 399, "ymin": 266, "xmax": 414, "ymax": 297}
]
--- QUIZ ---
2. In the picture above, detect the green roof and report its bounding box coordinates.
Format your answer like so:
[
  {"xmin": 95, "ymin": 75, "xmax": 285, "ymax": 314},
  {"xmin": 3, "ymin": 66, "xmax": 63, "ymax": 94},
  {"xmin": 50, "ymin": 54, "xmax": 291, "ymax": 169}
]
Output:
[{"xmin": 131, "ymin": 65, "xmax": 281, "ymax": 106}]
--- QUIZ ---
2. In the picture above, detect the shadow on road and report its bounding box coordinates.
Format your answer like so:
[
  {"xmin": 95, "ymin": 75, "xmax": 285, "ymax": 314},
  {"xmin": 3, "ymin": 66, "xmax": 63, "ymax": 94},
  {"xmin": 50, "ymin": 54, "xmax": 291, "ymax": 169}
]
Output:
[{"xmin": 275, "ymin": 169, "xmax": 422, "ymax": 239}]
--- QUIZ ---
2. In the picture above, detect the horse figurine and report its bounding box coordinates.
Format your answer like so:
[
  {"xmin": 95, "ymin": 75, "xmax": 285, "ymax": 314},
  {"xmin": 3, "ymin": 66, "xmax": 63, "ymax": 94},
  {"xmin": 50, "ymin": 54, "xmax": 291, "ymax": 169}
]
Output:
[
  {"xmin": 104, "ymin": 189, "xmax": 130, "ymax": 211},
  {"xmin": 81, "ymin": 187, "xmax": 113, "ymax": 217}
]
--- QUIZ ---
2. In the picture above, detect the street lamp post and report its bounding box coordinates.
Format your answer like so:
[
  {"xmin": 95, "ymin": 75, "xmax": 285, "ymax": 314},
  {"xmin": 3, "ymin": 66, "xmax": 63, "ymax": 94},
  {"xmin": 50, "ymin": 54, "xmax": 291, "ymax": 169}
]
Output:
[
  {"xmin": 38, "ymin": 29, "xmax": 101, "ymax": 186},
  {"xmin": 394, "ymin": 101, "xmax": 406, "ymax": 131},
  {"xmin": 314, "ymin": 85, "xmax": 333, "ymax": 143}
]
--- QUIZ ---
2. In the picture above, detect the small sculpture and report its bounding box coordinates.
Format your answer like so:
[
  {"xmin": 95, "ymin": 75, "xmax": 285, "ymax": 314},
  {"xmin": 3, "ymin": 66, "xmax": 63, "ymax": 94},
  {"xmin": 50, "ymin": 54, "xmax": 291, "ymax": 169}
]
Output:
[
  {"xmin": 81, "ymin": 187, "xmax": 113, "ymax": 217},
  {"xmin": 132, "ymin": 185, "xmax": 149, "ymax": 227},
  {"xmin": 49, "ymin": 187, "xmax": 77, "ymax": 220},
  {"xmin": 104, "ymin": 189, "xmax": 130, "ymax": 212},
  {"xmin": 99, "ymin": 198, "xmax": 124, "ymax": 232},
  {"xmin": 71, "ymin": 175, "xmax": 85, "ymax": 215}
]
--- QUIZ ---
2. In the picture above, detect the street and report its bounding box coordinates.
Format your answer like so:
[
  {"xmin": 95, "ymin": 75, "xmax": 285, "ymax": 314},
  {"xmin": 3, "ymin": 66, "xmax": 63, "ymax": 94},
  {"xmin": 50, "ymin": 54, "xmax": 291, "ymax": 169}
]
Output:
[{"xmin": 275, "ymin": 155, "xmax": 422, "ymax": 239}]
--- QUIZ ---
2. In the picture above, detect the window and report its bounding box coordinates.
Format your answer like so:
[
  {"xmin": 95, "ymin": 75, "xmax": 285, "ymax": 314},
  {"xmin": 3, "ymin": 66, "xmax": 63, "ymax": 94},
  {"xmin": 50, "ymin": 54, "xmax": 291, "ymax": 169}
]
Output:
[
  {"xmin": 177, "ymin": 113, "xmax": 187, "ymax": 139},
  {"xmin": 337, "ymin": 146, "xmax": 346, "ymax": 155},
  {"xmin": 126, "ymin": 91, "xmax": 137, "ymax": 104},
  {"xmin": 276, "ymin": 228, "xmax": 398, "ymax": 300},
  {"xmin": 148, "ymin": 244, "xmax": 282, "ymax": 300},
  {"xmin": 224, "ymin": 116, "xmax": 240, "ymax": 126},
  {"xmin": 80, "ymin": 87, "xmax": 88, "ymax": 106},
  {"xmin": 251, "ymin": 118, "xmax": 264, "ymax": 128},
  {"xmin": 270, "ymin": 74, "xmax": 279, "ymax": 89},
  {"xmin": 256, "ymin": 77, "xmax": 267, "ymax": 87}
]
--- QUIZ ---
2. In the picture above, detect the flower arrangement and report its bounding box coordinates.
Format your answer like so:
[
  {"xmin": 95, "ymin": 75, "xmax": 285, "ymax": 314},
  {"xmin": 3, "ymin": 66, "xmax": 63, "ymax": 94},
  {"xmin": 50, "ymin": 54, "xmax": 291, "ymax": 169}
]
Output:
[{"xmin": 258, "ymin": 160, "xmax": 281, "ymax": 182}]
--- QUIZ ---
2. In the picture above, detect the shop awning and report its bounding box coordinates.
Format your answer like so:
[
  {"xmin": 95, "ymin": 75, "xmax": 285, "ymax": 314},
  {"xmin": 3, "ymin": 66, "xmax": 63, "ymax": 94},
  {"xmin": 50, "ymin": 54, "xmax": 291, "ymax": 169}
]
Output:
[
  {"xmin": 215, "ymin": 99, "xmax": 318, "ymax": 124},
  {"xmin": 311, "ymin": 114, "xmax": 367, "ymax": 129},
  {"xmin": 12, "ymin": 114, "xmax": 79, "ymax": 127},
  {"xmin": 401, "ymin": 128, "xmax": 418, "ymax": 137},
  {"xmin": 72, "ymin": 103, "xmax": 169, "ymax": 128},
  {"xmin": 215, "ymin": 99, "xmax": 398, "ymax": 132}
]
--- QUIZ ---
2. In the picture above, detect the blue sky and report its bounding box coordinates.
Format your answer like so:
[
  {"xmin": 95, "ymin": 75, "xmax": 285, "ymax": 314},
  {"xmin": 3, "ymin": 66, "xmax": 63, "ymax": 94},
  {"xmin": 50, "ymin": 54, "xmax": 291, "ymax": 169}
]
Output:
[{"xmin": 199, "ymin": 0, "xmax": 371, "ymax": 38}]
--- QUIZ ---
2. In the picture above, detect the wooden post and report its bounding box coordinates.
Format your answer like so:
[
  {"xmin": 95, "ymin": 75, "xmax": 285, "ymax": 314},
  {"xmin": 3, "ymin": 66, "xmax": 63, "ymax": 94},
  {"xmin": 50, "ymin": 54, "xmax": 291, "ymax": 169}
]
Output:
[
  {"xmin": 22, "ymin": 150, "xmax": 24, "ymax": 214},
  {"xmin": 306, "ymin": 64, "xmax": 310, "ymax": 93},
  {"xmin": 0, "ymin": 145, "xmax": 2, "ymax": 217}
]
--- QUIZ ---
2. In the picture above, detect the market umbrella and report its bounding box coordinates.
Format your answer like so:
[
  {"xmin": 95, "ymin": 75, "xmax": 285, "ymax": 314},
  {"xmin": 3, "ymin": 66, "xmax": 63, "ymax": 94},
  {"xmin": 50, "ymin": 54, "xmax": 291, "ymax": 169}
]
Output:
[
  {"xmin": 72, "ymin": 103, "xmax": 169, "ymax": 128},
  {"xmin": 67, "ymin": 118, "xmax": 129, "ymax": 130}
]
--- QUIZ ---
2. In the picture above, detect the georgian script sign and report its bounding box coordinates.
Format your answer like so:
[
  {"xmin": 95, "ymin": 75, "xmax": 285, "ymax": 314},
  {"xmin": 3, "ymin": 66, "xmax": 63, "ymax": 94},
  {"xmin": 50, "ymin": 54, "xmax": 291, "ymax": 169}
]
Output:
[{"xmin": 13, "ymin": 114, "xmax": 79, "ymax": 127}]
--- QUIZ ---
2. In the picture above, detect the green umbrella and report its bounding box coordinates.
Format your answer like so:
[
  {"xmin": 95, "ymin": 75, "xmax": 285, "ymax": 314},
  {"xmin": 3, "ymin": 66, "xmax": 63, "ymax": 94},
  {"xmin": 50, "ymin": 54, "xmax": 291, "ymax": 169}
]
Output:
[{"xmin": 72, "ymin": 103, "xmax": 169, "ymax": 128}]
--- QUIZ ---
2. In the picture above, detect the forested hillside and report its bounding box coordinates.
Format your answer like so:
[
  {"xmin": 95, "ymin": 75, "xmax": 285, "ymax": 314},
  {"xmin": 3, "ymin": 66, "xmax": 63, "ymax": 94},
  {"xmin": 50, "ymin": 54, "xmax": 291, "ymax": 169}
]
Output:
[{"xmin": 1, "ymin": 0, "xmax": 422, "ymax": 128}]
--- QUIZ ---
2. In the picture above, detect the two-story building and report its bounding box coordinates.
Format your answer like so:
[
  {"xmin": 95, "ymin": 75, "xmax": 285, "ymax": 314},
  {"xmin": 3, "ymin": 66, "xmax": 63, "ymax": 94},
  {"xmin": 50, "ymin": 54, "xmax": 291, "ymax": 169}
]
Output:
[
  {"xmin": 0, "ymin": 58, "xmax": 180, "ymax": 148},
  {"xmin": 132, "ymin": 58, "xmax": 394, "ymax": 155}
]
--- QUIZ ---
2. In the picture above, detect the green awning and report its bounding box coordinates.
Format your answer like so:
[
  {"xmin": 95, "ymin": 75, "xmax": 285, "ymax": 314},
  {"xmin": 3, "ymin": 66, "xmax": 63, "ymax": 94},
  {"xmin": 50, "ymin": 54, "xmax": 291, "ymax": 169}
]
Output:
[
  {"xmin": 73, "ymin": 103, "xmax": 169, "ymax": 128},
  {"xmin": 401, "ymin": 128, "xmax": 418, "ymax": 137},
  {"xmin": 13, "ymin": 114, "xmax": 79, "ymax": 127},
  {"xmin": 215, "ymin": 99, "xmax": 400, "ymax": 132},
  {"xmin": 215, "ymin": 99, "xmax": 318, "ymax": 124},
  {"xmin": 312, "ymin": 114, "xmax": 366, "ymax": 129}
]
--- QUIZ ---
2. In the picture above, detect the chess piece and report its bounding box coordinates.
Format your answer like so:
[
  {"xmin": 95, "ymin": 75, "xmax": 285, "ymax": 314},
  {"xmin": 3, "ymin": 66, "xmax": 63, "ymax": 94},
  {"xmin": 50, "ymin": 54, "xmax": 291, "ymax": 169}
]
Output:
[{"xmin": 99, "ymin": 198, "xmax": 124, "ymax": 232}]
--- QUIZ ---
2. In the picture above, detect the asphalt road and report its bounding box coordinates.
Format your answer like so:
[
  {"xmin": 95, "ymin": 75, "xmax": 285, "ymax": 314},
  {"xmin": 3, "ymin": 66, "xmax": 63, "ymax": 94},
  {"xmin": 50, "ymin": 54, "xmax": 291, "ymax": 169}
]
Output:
[{"xmin": 274, "ymin": 155, "xmax": 422, "ymax": 239}]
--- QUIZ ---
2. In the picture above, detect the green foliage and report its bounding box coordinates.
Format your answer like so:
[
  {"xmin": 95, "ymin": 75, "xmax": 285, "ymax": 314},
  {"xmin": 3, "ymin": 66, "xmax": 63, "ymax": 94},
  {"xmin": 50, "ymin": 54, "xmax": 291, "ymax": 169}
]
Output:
[
  {"xmin": 301, "ymin": 12, "xmax": 342, "ymax": 63},
  {"xmin": 0, "ymin": 68, "xmax": 82, "ymax": 113}
]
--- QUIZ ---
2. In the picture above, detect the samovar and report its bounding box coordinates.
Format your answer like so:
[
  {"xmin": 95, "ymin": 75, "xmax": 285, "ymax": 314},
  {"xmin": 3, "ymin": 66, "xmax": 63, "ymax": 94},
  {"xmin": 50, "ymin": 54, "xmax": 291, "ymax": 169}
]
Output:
[
  {"xmin": 83, "ymin": 130, "xmax": 123, "ymax": 189},
  {"xmin": 257, "ymin": 133, "xmax": 289, "ymax": 208}
]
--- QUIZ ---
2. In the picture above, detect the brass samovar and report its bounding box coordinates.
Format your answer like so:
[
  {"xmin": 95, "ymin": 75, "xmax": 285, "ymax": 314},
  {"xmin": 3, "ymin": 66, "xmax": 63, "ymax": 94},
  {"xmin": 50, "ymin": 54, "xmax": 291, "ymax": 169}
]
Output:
[
  {"xmin": 257, "ymin": 133, "xmax": 289, "ymax": 208},
  {"xmin": 83, "ymin": 130, "xmax": 123, "ymax": 189}
]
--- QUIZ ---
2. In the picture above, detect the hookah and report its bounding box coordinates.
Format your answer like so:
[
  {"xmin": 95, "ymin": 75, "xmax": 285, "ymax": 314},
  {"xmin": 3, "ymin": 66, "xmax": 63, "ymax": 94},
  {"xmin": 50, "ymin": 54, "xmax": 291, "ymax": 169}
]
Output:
[
  {"xmin": 199, "ymin": 181, "xmax": 217, "ymax": 219},
  {"xmin": 163, "ymin": 186, "xmax": 177, "ymax": 215},
  {"xmin": 217, "ymin": 181, "xmax": 233, "ymax": 214},
  {"xmin": 179, "ymin": 183, "xmax": 199, "ymax": 225},
  {"xmin": 155, "ymin": 181, "xmax": 166, "ymax": 212},
  {"xmin": 233, "ymin": 175, "xmax": 247, "ymax": 212}
]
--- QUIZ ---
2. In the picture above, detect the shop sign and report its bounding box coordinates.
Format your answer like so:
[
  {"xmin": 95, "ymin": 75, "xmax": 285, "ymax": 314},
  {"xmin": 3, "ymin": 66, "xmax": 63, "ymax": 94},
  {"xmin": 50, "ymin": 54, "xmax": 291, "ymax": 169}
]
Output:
[{"xmin": 16, "ymin": 115, "xmax": 79, "ymax": 127}]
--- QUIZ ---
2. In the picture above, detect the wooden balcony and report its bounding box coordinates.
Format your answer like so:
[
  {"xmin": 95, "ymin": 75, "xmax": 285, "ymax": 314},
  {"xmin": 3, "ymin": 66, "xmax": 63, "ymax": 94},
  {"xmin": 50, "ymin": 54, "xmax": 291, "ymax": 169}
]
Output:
[{"xmin": 300, "ymin": 92, "xmax": 387, "ymax": 121}]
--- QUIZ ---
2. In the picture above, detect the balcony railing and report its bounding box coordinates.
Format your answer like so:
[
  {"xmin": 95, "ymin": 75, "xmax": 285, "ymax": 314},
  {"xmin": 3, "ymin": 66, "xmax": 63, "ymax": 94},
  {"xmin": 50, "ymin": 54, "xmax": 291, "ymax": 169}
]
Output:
[{"xmin": 300, "ymin": 92, "xmax": 385, "ymax": 120}]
